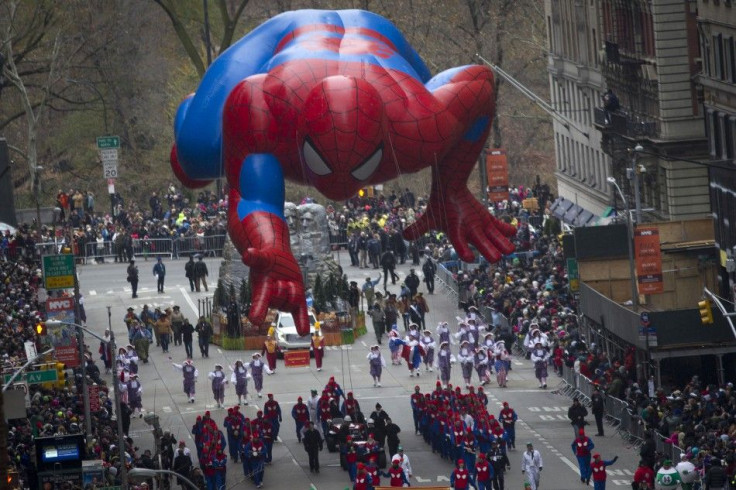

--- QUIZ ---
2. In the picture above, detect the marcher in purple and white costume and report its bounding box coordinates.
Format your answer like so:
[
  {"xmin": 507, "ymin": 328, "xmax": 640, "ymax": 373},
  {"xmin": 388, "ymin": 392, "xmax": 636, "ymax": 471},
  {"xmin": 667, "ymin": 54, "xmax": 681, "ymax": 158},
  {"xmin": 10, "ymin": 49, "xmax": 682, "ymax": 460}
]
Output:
[
  {"xmin": 230, "ymin": 359, "xmax": 250, "ymax": 405},
  {"xmin": 474, "ymin": 348, "xmax": 491, "ymax": 385},
  {"xmin": 124, "ymin": 345, "xmax": 139, "ymax": 374},
  {"xmin": 208, "ymin": 364, "xmax": 228, "ymax": 408},
  {"xmin": 467, "ymin": 319, "xmax": 480, "ymax": 348},
  {"xmin": 458, "ymin": 341, "xmax": 474, "ymax": 387},
  {"xmin": 493, "ymin": 340, "xmax": 510, "ymax": 388},
  {"xmin": 482, "ymin": 333, "xmax": 495, "ymax": 352},
  {"xmin": 435, "ymin": 341, "xmax": 455, "ymax": 386},
  {"xmin": 436, "ymin": 322, "xmax": 452, "ymax": 346},
  {"xmin": 173, "ymin": 359, "xmax": 199, "ymax": 403},
  {"xmin": 420, "ymin": 330, "xmax": 436, "ymax": 372},
  {"xmin": 530, "ymin": 342, "xmax": 550, "ymax": 389},
  {"xmin": 367, "ymin": 345, "xmax": 386, "ymax": 387},
  {"xmin": 125, "ymin": 373, "xmax": 143, "ymax": 416},
  {"xmin": 247, "ymin": 353, "xmax": 271, "ymax": 399}
]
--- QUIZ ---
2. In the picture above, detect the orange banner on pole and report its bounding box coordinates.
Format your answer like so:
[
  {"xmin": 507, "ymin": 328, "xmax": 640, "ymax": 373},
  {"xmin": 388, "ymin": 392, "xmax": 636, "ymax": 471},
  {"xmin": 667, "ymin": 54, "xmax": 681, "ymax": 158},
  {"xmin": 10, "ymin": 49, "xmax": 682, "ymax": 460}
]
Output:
[
  {"xmin": 634, "ymin": 226, "xmax": 663, "ymax": 295},
  {"xmin": 486, "ymin": 149, "xmax": 509, "ymax": 203}
]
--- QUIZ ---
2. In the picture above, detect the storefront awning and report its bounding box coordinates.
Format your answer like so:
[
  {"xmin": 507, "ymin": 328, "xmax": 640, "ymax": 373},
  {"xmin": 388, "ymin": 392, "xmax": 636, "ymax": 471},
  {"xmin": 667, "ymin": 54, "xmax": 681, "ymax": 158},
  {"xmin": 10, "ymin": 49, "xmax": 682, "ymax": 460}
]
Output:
[{"xmin": 549, "ymin": 197, "xmax": 601, "ymax": 228}]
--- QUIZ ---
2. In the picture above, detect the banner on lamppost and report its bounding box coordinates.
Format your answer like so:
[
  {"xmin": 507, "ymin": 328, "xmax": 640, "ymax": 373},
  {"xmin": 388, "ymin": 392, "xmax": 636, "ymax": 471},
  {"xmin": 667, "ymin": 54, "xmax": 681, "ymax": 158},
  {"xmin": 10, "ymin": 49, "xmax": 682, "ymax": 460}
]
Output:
[
  {"xmin": 485, "ymin": 149, "xmax": 509, "ymax": 203},
  {"xmin": 46, "ymin": 297, "xmax": 80, "ymax": 368},
  {"xmin": 634, "ymin": 226, "xmax": 663, "ymax": 295}
]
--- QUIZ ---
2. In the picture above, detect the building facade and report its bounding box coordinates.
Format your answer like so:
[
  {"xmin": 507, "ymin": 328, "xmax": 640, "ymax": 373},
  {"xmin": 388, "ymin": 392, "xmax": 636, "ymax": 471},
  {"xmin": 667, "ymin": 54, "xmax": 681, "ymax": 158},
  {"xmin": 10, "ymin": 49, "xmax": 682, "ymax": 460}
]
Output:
[
  {"xmin": 546, "ymin": 0, "xmax": 711, "ymax": 224},
  {"xmin": 545, "ymin": 0, "xmax": 613, "ymax": 218},
  {"xmin": 697, "ymin": 0, "xmax": 736, "ymax": 301}
]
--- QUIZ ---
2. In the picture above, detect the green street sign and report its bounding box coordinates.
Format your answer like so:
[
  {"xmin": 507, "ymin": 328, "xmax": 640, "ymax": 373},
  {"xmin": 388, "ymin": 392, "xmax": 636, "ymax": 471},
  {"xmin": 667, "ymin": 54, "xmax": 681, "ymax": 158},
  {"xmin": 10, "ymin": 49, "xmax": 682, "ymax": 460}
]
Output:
[
  {"xmin": 96, "ymin": 136, "xmax": 120, "ymax": 149},
  {"xmin": 3, "ymin": 369, "xmax": 58, "ymax": 384},
  {"xmin": 42, "ymin": 254, "xmax": 75, "ymax": 290}
]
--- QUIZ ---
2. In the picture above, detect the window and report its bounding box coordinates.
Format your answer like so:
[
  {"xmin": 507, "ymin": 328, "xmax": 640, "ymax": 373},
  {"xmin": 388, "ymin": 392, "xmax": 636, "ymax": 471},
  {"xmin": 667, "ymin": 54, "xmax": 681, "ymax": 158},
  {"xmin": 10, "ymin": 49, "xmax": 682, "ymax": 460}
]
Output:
[
  {"xmin": 714, "ymin": 111, "xmax": 723, "ymax": 158},
  {"xmin": 714, "ymin": 34, "xmax": 725, "ymax": 80},
  {"xmin": 730, "ymin": 37, "xmax": 736, "ymax": 82},
  {"xmin": 724, "ymin": 115, "xmax": 734, "ymax": 160}
]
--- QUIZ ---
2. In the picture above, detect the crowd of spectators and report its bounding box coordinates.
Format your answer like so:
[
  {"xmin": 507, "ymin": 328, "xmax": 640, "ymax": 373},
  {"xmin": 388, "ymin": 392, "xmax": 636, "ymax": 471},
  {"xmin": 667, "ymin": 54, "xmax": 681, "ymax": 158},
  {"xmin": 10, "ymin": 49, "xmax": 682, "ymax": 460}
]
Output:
[
  {"xmin": 22, "ymin": 185, "xmax": 229, "ymax": 263},
  {"xmin": 0, "ymin": 225, "xmax": 186, "ymax": 489}
]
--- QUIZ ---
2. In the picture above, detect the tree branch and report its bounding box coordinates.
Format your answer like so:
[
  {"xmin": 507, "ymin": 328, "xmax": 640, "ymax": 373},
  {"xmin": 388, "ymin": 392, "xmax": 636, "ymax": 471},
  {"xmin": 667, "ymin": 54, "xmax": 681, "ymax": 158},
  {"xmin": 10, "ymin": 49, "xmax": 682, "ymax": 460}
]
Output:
[{"xmin": 152, "ymin": 0, "xmax": 206, "ymax": 77}]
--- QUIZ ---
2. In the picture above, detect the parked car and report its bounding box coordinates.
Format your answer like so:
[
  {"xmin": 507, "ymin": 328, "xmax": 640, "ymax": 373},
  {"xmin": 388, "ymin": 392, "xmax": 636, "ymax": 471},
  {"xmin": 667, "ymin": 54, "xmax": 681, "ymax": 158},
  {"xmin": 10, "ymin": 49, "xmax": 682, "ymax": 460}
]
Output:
[{"xmin": 273, "ymin": 310, "xmax": 318, "ymax": 356}]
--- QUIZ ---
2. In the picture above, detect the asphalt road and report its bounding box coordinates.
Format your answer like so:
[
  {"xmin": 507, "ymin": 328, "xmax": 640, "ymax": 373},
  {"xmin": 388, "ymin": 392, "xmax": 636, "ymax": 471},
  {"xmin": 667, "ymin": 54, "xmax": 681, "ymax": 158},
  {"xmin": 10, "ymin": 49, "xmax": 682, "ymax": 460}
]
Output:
[{"xmin": 79, "ymin": 253, "xmax": 640, "ymax": 489}]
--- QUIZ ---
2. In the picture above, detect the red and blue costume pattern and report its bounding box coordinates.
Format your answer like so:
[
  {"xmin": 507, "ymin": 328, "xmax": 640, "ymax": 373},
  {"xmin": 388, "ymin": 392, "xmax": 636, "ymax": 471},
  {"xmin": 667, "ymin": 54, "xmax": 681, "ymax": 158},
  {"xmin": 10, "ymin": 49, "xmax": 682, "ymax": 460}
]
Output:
[{"xmin": 171, "ymin": 10, "xmax": 515, "ymax": 336}]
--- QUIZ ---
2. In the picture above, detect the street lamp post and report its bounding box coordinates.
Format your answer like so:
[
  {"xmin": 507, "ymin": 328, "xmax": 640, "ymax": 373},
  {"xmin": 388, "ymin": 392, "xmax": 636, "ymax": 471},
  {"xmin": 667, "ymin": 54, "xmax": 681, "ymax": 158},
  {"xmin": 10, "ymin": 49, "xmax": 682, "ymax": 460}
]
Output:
[
  {"xmin": 46, "ymin": 317, "xmax": 128, "ymax": 488},
  {"xmin": 608, "ymin": 176, "xmax": 647, "ymax": 381},
  {"xmin": 107, "ymin": 306, "xmax": 129, "ymax": 488},
  {"xmin": 607, "ymin": 176, "xmax": 639, "ymax": 312}
]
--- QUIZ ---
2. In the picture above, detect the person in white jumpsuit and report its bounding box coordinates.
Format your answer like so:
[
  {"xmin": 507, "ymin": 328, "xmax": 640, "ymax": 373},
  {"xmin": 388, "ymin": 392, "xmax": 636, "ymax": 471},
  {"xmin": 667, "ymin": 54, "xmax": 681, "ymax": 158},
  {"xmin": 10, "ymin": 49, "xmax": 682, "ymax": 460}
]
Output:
[{"xmin": 521, "ymin": 442, "xmax": 544, "ymax": 490}]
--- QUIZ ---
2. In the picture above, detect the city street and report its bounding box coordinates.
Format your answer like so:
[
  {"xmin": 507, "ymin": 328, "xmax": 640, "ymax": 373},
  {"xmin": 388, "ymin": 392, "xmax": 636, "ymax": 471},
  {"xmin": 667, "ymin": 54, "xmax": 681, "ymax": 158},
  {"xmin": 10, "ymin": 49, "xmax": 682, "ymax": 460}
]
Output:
[{"xmin": 79, "ymin": 254, "xmax": 640, "ymax": 489}]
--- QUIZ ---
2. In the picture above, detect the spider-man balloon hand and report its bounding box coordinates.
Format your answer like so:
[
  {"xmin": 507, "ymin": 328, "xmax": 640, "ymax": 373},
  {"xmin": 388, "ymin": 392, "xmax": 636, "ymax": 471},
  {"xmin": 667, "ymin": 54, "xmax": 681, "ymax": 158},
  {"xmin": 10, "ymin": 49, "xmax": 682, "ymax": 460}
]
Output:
[
  {"xmin": 228, "ymin": 204, "xmax": 310, "ymax": 334},
  {"xmin": 405, "ymin": 187, "xmax": 517, "ymax": 263},
  {"xmin": 172, "ymin": 10, "xmax": 517, "ymax": 337}
]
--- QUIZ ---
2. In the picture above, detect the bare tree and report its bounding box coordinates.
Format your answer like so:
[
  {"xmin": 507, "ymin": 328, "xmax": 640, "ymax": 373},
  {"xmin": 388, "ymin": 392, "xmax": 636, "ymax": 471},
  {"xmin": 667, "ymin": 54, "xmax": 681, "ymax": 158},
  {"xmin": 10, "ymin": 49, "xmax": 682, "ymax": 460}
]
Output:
[
  {"xmin": 2, "ymin": 0, "xmax": 64, "ymax": 230},
  {"xmin": 153, "ymin": 0, "xmax": 252, "ymax": 77}
]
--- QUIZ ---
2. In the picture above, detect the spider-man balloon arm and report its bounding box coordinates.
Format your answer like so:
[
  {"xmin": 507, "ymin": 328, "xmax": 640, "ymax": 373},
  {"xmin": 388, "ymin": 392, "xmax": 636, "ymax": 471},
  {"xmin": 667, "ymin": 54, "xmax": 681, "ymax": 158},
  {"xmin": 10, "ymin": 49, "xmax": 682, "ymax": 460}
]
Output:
[
  {"xmin": 403, "ymin": 65, "xmax": 516, "ymax": 263},
  {"xmin": 226, "ymin": 154, "xmax": 310, "ymax": 336}
]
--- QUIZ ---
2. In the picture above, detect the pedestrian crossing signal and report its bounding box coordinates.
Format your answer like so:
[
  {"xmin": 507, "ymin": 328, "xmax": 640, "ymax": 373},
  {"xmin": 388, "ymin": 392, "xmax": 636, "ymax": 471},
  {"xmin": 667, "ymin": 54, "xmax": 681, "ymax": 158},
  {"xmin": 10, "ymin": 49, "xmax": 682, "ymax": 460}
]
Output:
[
  {"xmin": 358, "ymin": 187, "xmax": 374, "ymax": 198},
  {"xmin": 36, "ymin": 322, "xmax": 47, "ymax": 336},
  {"xmin": 698, "ymin": 299, "xmax": 714, "ymax": 325}
]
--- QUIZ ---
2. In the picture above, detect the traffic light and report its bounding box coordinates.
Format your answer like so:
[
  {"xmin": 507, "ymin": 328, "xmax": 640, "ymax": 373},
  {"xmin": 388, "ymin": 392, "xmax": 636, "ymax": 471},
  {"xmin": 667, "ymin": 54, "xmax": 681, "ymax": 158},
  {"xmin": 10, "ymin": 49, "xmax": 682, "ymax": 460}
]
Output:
[
  {"xmin": 698, "ymin": 299, "xmax": 714, "ymax": 325},
  {"xmin": 358, "ymin": 187, "xmax": 374, "ymax": 198},
  {"xmin": 56, "ymin": 362, "xmax": 66, "ymax": 388},
  {"xmin": 36, "ymin": 322, "xmax": 47, "ymax": 336}
]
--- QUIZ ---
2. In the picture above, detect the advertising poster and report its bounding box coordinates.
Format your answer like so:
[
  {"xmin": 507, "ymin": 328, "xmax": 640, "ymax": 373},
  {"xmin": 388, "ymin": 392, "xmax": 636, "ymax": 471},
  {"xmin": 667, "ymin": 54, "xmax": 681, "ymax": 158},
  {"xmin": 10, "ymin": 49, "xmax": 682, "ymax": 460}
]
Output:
[
  {"xmin": 46, "ymin": 297, "xmax": 80, "ymax": 368},
  {"xmin": 485, "ymin": 149, "xmax": 509, "ymax": 203},
  {"xmin": 634, "ymin": 226, "xmax": 664, "ymax": 295}
]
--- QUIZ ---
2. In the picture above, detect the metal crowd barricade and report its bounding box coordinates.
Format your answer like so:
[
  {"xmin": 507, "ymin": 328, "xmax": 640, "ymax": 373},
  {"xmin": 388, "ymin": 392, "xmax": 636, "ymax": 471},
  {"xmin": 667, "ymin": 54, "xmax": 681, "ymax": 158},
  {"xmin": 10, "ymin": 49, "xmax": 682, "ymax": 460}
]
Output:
[
  {"xmin": 83, "ymin": 241, "xmax": 118, "ymax": 264},
  {"xmin": 131, "ymin": 238, "xmax": 173, "ymax": 260},
  {"xmin": 176, "ymin": 234, "xmax": 227, "ymax": 259},
  {"xmin": 35, "ymin": 241, "xmax": 60, "ymax": 257},
  {"xmin": 436, "ymin": 263, "xmax": 459, "ymax": 298},
  {"xmin": 329, "ymin": 229, "xmax": 348, "ymax": 249}
]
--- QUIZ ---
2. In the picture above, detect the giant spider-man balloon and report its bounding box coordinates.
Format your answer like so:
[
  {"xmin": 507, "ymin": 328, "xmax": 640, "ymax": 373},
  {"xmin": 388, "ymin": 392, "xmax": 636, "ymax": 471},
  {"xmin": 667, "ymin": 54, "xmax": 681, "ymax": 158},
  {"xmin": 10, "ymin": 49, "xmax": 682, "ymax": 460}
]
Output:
[{"xmin": 171, "ymin": 10, "xmax": 516, "ymax": 336}]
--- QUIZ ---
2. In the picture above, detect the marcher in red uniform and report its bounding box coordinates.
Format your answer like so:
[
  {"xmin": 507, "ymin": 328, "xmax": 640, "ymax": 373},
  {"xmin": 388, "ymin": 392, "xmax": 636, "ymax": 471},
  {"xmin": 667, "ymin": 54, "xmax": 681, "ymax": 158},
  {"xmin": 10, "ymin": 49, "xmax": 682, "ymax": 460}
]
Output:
[
  {"xmin": 451, "ymin": 459, "xmax": 472, "ymax": 489},
  {"xmin": 589, "ymin": 452, "xmax": 618, "ymax": 489},
  {"xmin": 263, "ymin": 393, "xmax": 283, "ymax": 439},
  {"xmin": 365, "ymin": 455, "xmax": 381, "ymax": 487},
  {"xmin": 292, "ymin": 396, "xmax": 310, "ymax": 442},
  {"xmin": 475, "ymin": 453, "xmax": 494, "ymax": 490},
  {"xmin": 381, "ymin": 456, "xmax": 411, "ymax": 487},
  {"xmin": 633, "ymin": 460, "xmax": 655, "ymax": 489},
  {"xmin": 353, "ymin": 463, "xmax": 373, "ymax": 490},
  {"xmin": 342, "ymin": 392, "xmax": 361, "ymax": 419}
]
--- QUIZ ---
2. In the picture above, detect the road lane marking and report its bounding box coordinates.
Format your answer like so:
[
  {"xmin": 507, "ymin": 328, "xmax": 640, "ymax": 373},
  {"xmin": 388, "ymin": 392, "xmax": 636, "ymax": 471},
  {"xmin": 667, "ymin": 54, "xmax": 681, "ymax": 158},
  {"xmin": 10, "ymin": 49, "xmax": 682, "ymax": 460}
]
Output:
[{"xmin": 180, "ymin": 287, "xmax": 199, "ymax": 317}]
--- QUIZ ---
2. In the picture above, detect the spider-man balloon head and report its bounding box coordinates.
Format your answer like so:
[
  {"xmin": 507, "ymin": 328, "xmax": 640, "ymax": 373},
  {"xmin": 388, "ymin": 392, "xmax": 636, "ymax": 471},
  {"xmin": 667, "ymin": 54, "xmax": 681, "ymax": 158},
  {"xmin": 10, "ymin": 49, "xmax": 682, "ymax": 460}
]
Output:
[{"xmin": 300, "ymin": 75, "xmax": 388, "ymax": 200}]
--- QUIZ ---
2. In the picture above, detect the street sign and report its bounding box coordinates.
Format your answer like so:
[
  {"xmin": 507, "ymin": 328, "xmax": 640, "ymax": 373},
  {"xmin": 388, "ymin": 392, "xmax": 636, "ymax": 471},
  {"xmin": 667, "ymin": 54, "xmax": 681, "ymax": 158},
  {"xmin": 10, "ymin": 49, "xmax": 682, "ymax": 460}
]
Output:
[
  {"xmin": 103, "ymin": 161, "xmax": 118, "ymax": 178},
  {"xmin": 24, "ymin": 341, "xmax": 37, "ymax": 361},
  {"xmin": 42, "ymin": 254, "xmax": 75, "ymax": 290},
  {"xmin": 3, "ymin": 369, "xmax": 58, "ymax": 384},
  {"xmin": 640, "ymin": 312, "xmax": 650, "ymax": 326},
  {"xmin": 99, "ymin": 148, "xmax": 118, "ymax": 161},
  {"xmin": 96, "ymin": 136, "xmax": 120, "ymax": 149}
]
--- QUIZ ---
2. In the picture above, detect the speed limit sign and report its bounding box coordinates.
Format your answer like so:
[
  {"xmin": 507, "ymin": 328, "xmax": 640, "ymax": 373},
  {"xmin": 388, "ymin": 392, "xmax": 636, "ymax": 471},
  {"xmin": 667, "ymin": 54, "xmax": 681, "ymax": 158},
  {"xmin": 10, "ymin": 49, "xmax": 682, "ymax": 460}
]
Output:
[{"xmin": 103, "ymin": 161, "xmax": 118, "ymax": 178}]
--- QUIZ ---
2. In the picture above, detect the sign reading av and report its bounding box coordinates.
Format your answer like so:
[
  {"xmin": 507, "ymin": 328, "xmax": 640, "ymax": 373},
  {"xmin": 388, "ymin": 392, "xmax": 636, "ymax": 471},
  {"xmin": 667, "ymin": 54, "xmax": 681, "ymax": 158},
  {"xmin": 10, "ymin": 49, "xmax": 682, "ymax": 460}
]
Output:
[{"xmin": 42, "ymin": 255, "xmax": 75, "ymax": 290}]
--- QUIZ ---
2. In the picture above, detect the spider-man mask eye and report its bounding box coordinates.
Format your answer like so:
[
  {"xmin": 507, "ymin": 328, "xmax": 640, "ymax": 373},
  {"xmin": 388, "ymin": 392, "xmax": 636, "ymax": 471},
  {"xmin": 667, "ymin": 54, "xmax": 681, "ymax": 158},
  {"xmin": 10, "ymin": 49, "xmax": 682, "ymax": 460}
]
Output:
[
  {"xmin": 351, "ymin": 143, "xmax": 383, "ymax": 181},
  {"xmin": 303, "ymin": 137, "xmax": 333, "ymax": 176}
]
